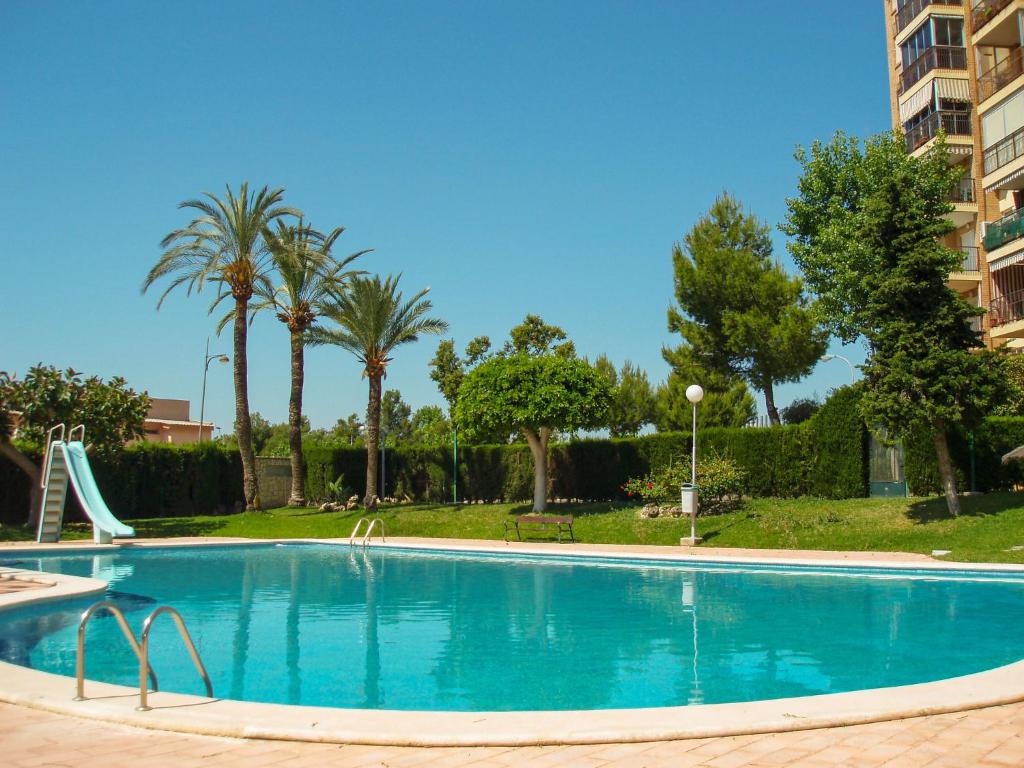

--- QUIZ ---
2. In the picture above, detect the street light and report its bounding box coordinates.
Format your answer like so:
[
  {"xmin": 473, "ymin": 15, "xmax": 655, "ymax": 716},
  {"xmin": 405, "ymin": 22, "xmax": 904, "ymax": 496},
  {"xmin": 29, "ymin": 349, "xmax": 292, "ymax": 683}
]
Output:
[
  {"xmin": 681, "ymin": 384, "xmax": 704, "ymax": 546},
  {"xmin": 820, "ymin": 354, "xmax": 857, "ymax": 384},
  {"xmin": 198, "ymin": 337, "xmax": 229, "ymax": 442}
]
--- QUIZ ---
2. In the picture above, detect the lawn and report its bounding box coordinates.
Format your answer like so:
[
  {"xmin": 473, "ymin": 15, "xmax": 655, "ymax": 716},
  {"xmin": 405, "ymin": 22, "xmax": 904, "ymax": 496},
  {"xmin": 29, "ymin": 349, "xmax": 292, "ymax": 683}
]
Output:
[{"xmin": 6, "ymin": 493, "xmax": 1024, "ymax": 563}]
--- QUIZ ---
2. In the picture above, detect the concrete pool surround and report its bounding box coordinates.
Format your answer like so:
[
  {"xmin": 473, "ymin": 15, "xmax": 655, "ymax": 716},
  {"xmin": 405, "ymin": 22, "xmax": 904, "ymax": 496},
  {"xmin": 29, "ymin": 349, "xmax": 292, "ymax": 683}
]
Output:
[{"xmin": 2, "ymin": 537, "xmax": 1024, "ymax": 747}]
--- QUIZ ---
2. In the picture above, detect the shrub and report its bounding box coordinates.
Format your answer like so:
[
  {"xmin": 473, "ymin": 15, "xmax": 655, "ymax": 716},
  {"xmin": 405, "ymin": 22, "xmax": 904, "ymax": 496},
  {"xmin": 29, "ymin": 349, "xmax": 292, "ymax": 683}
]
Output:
[{"xmin": 622, "ymin": 452, "xmax": 745, "ymax": 513}]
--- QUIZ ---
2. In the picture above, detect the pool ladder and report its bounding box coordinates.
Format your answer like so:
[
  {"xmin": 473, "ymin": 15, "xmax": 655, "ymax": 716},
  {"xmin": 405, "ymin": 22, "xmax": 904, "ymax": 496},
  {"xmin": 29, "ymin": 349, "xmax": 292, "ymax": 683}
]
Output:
[
  {"xmin": 348, "ymin": 516, "xmax": 385, "ymax": 547},
  {"xmin": 75, "ymin": 600, "xmax": 214, "ymax": 710}
]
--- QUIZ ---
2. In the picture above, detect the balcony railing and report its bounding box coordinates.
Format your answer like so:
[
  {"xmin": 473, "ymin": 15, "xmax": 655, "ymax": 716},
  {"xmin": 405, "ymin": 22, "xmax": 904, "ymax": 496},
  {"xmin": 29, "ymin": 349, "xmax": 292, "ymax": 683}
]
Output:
[
  {"xmin": 952, "ymin": 177, "xmax": 976, "ymax": 202},
  {"xmin": 978, "ymin": 48, "xmax": 1024, "ymax": 101},
  {"xmin": 983, "ymin": 123, "xmax": 1024, "ymax": 174},
  {"xmin": 897, "ymin": 1, "xmax": 964, "ymax": 33},
  {"xmin": 958, "ymin": 245, "xmax": 980, "ymax": 270},
  {"xmin": 989, "ymin": 288, "xmax": 1024, "ymax": 327},
  {"xmin": 984, "ymin": 207, "xmax": 1024, "ymax": 250},
  {"xmin": 905, "ymin": 110, "xmax": 972, "ymax": 152},
  {"xmin": 970, "ymin": 315, "xmax": 983, "ymax": 333},
  {"xmin": 972, "ymin": 0, "xmax": 1014, "ymax": 34},
  {"xmin": 900, "ymin": 46, "xmax": 968, "ymax": 93}
]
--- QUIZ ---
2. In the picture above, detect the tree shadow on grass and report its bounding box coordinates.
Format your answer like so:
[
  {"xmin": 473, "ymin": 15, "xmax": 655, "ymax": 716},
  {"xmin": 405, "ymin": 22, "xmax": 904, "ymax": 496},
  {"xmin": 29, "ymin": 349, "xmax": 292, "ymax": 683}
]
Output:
[
  {"xmin": 905, "ymin": 491, "xmax": 1024, "ymax": 524},
  {"xmin": 130, "ymin": 518, "xmax": 227, "ymax": 538}
]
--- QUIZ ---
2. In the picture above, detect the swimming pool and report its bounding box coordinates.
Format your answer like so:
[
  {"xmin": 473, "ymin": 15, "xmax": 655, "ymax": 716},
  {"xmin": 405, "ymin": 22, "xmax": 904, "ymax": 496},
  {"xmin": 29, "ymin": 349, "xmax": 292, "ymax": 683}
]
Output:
[{"xmin": 3, "ymin": 543, "xmax": 1024, "ymax": 713}]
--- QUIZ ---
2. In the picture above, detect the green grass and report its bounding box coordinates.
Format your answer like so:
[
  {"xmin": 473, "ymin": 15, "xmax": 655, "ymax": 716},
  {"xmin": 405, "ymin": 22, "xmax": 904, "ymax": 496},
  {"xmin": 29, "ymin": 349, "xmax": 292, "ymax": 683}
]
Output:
[{"xmin": 7, "ymin": 493, "xmax": 1024, "ymax": 563}]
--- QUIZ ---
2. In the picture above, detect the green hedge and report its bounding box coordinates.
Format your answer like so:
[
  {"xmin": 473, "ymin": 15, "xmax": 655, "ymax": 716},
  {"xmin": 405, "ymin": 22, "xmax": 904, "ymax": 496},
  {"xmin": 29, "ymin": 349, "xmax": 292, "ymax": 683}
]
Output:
[
  {"xmin": 0, "ymin": 442, "xmax": 243, "ymax": 524},
  {"xmin": 804, "ymin": 386, "xmax": 869, "ymax": 499},
  {"xmin": 905, "ymin": 417, "xmax": 1024, "ymax": 494}
]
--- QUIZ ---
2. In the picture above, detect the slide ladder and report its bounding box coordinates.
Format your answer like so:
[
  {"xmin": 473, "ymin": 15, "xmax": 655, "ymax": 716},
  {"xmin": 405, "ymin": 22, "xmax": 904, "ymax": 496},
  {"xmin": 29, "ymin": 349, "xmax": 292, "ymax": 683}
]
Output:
[
  {"xmin": 36, "ymin": 424, "xmax": 135, "ymax": 544},
  {"xmin": 37, "ymin": 425, "xmax": 70, "ymax": 543}
]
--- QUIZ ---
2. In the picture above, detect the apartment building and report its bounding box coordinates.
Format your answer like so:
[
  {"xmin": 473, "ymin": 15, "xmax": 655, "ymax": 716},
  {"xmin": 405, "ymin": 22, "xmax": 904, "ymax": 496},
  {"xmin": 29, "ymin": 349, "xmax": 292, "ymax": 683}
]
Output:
[{"xmin": 883, "ymin": 0, "xmax": 1024, "ymax": 348}]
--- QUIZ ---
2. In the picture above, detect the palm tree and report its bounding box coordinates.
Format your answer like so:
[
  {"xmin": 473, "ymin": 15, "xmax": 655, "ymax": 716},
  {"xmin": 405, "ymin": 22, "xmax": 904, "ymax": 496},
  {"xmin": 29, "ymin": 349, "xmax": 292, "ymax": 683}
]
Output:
[
  {"xmin": 251, "ymin": 220, "xmax": 370, "ymax": 506},
  {"xmin": 142, "ymin": 183, "xmax": 298, "ymax": 510},
  {"xmin": 309, "ymin": 274, "xmax": 447, "ymax": 510}
]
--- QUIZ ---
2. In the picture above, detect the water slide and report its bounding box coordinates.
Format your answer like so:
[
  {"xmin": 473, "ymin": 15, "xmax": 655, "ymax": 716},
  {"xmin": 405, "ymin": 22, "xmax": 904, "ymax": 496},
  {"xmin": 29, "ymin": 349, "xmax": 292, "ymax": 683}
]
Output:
[{"xmin": 62, "ymin": 441, "xmax": 135, "ymax": 543}]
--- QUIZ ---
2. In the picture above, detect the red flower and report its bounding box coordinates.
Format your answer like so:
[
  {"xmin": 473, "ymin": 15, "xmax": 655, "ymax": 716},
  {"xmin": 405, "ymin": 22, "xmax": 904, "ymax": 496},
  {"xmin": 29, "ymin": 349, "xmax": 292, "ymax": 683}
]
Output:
[{"xmin": 646, "ymin": 482, "xmax": 653, "ymax": 489}]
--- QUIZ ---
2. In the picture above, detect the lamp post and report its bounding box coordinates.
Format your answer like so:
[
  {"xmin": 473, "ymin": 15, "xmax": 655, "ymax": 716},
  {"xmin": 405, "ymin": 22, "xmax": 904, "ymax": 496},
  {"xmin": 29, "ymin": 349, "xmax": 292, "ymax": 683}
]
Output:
[
  {"xmin": 198, "ymin": 337, "xmax": 229, "ymax": 442},
  {"xmin": 681, "ymin": 384, "xmax": 704, "ymax": 546},
  {"xmin": 820, "ymin": 354, "xmax": 856, "ymax": 384}
]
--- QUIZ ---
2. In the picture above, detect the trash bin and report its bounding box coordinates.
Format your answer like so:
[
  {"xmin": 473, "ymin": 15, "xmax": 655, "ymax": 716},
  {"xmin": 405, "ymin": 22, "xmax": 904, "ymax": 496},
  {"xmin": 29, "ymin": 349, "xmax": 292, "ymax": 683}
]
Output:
[{"xmin": 680, "ymin": 483, "xmax": 698, "ymax": 517}]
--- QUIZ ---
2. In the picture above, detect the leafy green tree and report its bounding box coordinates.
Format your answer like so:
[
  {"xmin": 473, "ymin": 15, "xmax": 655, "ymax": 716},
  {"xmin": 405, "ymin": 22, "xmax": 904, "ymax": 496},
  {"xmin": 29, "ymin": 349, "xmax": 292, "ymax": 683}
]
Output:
[
  {"xmin": 993, "ymin": 354, "xmax": 1024, "ymax": 416},
  {"xmin": 408, "ymin": 405, "xmax": 451, "ymax": 446},
  {"xmin": 669, "ymin": 193, "xmax": 827, "ymax": 424},
  {"xmin": 251, "ymin": 219, "xmax": 368, "ymax": 505},
  {"xmin": 455, "ymin": 355, "xmax": 611, "ymax": 511},
  {"xmin": 501, "ymin": 314, "xmax": 576, "ymax": 358},
  {"xmin": 381, "ymin": 389, "xmax": 413, "ymax": 446},
  {"xmin": 309, "ymin": 274, "xmax": 447, "ymax": 509},
  {"xmin": 0, "ymin": 366, "xmax": 150, "ymax": 524},
  {"xmin": 593, "ymin": 355, "xmax": 656, "ymax": 437},
  {"xmin": 429, "ymin": 337, "xmax": 492, "ymax": 417},
  {"xmin": 655, "ymin": 345, "xmax": 756, "ymax": 430},
  {"xmin": 261, "ymin": 416, "xmax": 311, "ymax": 457},
  {"xmin": 780, "ymin": 397, "xmax": 821, "ymax": 425},
  {"xmin": 784, "ymin": 132, "xmax": 1004, "ymax": 515},
  {"xmin": 143, "ymin": 183, "xmax": 298, "ymax": 509}
]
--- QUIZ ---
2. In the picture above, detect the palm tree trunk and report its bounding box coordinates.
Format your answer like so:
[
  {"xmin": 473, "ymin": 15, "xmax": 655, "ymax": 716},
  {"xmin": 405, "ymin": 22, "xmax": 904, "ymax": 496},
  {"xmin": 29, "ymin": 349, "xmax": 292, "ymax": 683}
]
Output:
[
  {"xmin": 763, "ymin": 381, "xmax": 781, "ymax": 426},
  {"xmin": 523, "ymin": 427, "xmax": 550, "ymax": 512},
  {"xmin": 234, "ymin": 298, "xmax": 260, "ymax": 510},
  {"xmin": 364, "ymin": 372, "xmax": 382, "ymax": 510},
  {"xmin": 933, "ymin": 417, "xmax": 961, "ymax": 516},
  {"xmin": 287, "ymin": 329, "xmax": 306, "ymax": 507}
]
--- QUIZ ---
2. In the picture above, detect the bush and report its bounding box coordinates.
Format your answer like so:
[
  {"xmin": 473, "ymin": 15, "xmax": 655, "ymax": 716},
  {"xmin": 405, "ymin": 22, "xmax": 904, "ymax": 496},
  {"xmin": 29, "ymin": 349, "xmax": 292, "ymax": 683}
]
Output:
[
  {"xmin": 805, "ymin": 385, "xmax": 868, "ymax": 498},
  {"xmin": 623, "ymin": 451, "xmax": 746, "ymax": 513}
]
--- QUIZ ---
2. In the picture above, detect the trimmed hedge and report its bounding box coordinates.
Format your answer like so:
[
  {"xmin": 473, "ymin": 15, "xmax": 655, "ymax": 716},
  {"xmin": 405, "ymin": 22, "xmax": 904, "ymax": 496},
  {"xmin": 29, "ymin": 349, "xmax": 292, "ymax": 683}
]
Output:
[
  {"xmin": 905, "ymin": 416, "xmax": 1024, "ymax": 495},
  {"xmin": 804, "ymin": 386, "xmax": 869, "ymax": 499}
]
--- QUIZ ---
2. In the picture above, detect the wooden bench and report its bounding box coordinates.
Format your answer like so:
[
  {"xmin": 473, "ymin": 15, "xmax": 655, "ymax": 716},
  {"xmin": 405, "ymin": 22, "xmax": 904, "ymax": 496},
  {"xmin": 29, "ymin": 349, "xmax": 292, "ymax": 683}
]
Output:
[{"xmin": 504, "ymin": 515, "xmax": 575, "ymax": 543}]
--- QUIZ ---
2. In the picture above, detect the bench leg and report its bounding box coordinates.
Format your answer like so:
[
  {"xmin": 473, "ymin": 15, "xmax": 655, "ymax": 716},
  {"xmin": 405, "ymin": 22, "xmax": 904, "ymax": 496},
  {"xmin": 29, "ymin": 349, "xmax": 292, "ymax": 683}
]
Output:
[{"xmin": 515, "ymin": 522, "xmax": 522, "ymax": 541}]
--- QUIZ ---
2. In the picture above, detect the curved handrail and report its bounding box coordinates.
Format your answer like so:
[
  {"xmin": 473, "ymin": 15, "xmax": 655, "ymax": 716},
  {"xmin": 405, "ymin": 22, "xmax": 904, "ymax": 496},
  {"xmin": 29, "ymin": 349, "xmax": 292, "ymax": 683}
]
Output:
[
  {"xmin": 137, "ymin": 605, "xmax": 213, "ymax": 711},
  {"xmin": 68, "ymin": 424, "xmax": 85, "ymax": 443},
  {"xmin": 348, "ymin": 517, "xmax": 369, "ymax": 546},
  {"xmin": 362, "ymin": 518, "xmax": 385, "ymax": 547},
  {"xmin": 75, "ymin": 600, "xmax": 158, "ymax": 701},
  {"xmin": 40, "ymin": 424, "xmax": 66, "ymax": 491}
]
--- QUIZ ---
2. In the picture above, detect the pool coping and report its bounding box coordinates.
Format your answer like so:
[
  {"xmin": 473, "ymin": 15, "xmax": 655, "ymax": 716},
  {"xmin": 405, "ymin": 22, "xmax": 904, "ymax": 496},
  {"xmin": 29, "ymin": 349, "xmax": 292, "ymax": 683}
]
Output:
[{"xmin": 2, "ymin": 536, "xmax": 1024, "ymax": 746}]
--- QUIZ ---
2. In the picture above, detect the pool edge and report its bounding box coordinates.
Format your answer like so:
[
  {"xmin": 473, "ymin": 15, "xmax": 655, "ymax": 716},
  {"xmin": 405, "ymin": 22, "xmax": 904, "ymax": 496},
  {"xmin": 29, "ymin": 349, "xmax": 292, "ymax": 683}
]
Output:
[{"xmin": 2, "ymin": 537, "xmax": 1024, "ymax": 746}]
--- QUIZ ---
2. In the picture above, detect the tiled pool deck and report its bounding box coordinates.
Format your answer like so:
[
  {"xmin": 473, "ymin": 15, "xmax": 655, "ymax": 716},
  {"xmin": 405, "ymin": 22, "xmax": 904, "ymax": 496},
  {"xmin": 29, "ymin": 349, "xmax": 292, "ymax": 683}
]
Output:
[{"xmin": 3, "ymin": 537, "xmax": 1024, "ymax": 766}]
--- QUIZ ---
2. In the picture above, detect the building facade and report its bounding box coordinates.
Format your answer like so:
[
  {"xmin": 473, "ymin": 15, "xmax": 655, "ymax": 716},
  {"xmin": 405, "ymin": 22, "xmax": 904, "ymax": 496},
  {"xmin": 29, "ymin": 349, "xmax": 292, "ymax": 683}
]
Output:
[
  {"xmin": 141, "ymin": 398, "xmax": 214, "ymax": 444},
  {"xmin": 883, "ymin": 0, "xmax": 1024, "ymax": 348}
]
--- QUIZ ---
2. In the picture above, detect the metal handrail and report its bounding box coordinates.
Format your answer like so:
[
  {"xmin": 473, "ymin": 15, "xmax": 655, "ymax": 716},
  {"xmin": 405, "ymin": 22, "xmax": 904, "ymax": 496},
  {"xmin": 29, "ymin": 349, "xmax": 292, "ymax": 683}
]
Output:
[
  {"xmin": 972, "ymin": 0, "xmax": 1013, "ymax": 34},
  {"xmin": 905, "ymin": 110, "xmax": 972, "ymax": 152},
  {"xmin": 75, "ymin": 600, "xmax": 158, "ymax": 701},
  {"xmin": 899, "ymin": 45, "xmax": 968, "ymax": 94},
  {"xmin": 39, "ymin": 424, "xmax": 66, "ymax": 491},
  {"xmin": 896, "ymin": 0, "xmax": 963, "ymax": 33},
  {"xmin": 984, "ymin": 122, "xmax": 1024, "ymax": 175},
  {"xmin": 348, "ymin": 517, "xmax": 370, "ymax": 545},
  {"xmin": 978, "ymin": 47, "xmax": 1024, "ymax": 102},
  {"xmin": 68, "ymin": 424, "xmax": 85, "ymax": 443},
  {"xmin": 957, "ymin": 245, "xmax": 979, "ymax": 271},
  {"xmin": 361, "ymin": 518, "xmax": 385, "ymax": 547},
  {"xmin": 137, "ymin": 606, "xmax": 213, "ymax": 711}
]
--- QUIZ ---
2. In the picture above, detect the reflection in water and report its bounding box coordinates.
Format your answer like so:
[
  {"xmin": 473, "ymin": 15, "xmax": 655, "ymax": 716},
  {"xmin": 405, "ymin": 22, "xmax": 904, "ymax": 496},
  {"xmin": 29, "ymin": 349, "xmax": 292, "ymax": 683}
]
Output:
[{"xmin": 4, "ymin": 545, "xmax": 1024, "ymax": 711}]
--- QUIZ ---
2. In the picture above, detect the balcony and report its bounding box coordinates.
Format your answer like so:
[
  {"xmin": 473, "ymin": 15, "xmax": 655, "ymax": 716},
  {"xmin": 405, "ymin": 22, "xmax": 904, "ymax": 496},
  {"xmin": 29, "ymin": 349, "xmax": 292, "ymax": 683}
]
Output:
[
  {"xmin": 984, "ymin": 207, "xmax": 1024, "ymax": 249},
  {"xmin": 959, "ymin": 245, "xmax": 980, "ymax": 270},
  {"xmin": 972, "ymin": 0, "xmax": 1014, "ymax": 34},
  {"xmin": 952, "ymin": 177, "xmax": 976, "ymax": 202},
  {"xmin": 978, "ymin": 48, "xmax": 1024, "ymax": 101},
  {"xmin": 984, "ymin": 123, "xmax": 1024, "ymax": 175},
  {"xmin": 897, "ymin": 1, "xmax": 964, "ymax": 33},
  {"xmin": 899, "ymin": 46, "xmax": 968, "ymax": 93},
  {"xmin": 989, "ymin": 288, "xmax": 1024, "ymax": 331},
  {"xmin": 905, "ymin": 110, "xmax": 972, "ymax": 152}
]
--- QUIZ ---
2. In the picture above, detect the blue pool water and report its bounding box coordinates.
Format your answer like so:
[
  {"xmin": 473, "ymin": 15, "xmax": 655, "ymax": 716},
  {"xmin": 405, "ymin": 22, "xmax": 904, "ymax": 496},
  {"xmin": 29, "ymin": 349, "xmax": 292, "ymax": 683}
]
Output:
[{"xmin": 2, "ymin": 544, "xmax": 1024, "ymax": 711}]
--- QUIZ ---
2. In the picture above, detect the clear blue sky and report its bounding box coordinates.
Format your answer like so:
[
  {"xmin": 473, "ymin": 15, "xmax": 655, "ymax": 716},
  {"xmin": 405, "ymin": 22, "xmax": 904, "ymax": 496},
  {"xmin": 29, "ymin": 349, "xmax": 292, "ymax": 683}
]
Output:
[{"xmin": 1, "ymin": 1, "xmax": 888, "ymax": 433}]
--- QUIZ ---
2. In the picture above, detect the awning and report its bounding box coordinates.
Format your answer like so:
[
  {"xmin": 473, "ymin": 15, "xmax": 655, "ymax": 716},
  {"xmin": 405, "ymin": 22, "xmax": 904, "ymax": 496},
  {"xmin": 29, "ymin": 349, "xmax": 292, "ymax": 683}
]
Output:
[
  {"xmin": 985, "ymin": 164, "xmax": 1024, "ymax": 192},
  {"xmin": 899, "ymin": 82, "xmax": 934, "ymax": 123},
  {"xmin": 989, "ymin": 249, "xmax": 1024, "ymax": 272},
  {"xmin": 935, "ymin": 77, "xmax": 972, "ymax": 102}
]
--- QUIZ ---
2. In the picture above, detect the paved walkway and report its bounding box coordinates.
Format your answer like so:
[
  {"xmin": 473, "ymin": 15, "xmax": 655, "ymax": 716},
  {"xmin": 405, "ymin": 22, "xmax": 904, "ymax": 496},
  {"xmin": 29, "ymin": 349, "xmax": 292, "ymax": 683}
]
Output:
[{"xmin": 3, "ymin": 699, "xmax": 1024, "ymax": 767}]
